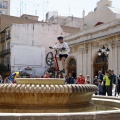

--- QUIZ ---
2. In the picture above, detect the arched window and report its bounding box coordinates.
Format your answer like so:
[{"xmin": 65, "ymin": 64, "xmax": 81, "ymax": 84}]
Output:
[
  {"xmin": 68, "ymin": 58, "xmax": 76, "ymax": 67},
  {"xmin": 68, "ymin": 58, "xmax": 76, "ymax": 78}
]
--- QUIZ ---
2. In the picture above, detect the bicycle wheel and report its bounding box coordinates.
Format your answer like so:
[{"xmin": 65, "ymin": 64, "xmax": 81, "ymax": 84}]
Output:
[{"xmin": 46, "ymin": 52, "xmax": 54, "ymax": 66}]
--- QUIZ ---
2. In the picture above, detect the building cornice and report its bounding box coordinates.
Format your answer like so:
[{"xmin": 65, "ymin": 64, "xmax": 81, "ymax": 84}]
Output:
[{"xmin": 64, "ymin": 19, "xmax": 120, "ymax": 46}]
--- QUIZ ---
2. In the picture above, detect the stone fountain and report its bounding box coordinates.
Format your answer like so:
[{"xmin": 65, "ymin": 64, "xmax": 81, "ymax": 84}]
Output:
[{"xmin": 0, "ymin": 78, "xmax": 98, "ymax": 113}]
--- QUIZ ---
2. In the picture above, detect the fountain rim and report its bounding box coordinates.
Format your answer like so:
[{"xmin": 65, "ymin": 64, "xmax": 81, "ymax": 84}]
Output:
[{"xmin": 0, "ymin": 96, "xmax": 119, "ymax": 115}]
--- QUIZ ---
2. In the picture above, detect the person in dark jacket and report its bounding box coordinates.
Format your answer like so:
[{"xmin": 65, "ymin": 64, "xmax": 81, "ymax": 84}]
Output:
[
  {"xmin": 117, "ymin": 75, "xmax": 120, "ymax": 96},
  {"xmin": 66, "ymin": 73, "xmax": 74, "ymax": 84}
]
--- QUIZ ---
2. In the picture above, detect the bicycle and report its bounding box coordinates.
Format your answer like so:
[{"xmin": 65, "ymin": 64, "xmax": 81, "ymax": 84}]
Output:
[{"xmin": 45, "ymin": 47, "xmax": 64, "ymax": 78}]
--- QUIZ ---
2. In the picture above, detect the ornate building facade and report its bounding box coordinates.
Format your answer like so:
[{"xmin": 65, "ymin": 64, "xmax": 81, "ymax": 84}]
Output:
[
  {"xmin": 65, "ymin": 19, "xmax": 120, "ymax": 82},
  {"xmin": 64, "ymin": 0, "xmax": 120, "ymax": 82}
]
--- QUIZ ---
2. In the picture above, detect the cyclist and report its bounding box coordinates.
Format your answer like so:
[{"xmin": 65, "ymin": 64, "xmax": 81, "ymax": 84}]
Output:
[
  {"xmin": 9, "ymin": 70, "xmax": 23, "ymax": 83},
  {"xmin": 50, "ymin": 35, "xmax": 70, "ymax": 73}
]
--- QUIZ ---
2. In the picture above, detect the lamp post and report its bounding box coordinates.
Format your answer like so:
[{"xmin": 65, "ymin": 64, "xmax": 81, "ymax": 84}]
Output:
[{"xmin": 97, "ymin": 46, "xmax": 110, "ymax": 73}]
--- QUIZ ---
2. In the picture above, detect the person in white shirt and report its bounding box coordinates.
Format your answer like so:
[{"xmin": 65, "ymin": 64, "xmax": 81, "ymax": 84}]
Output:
[{"xmin": 50, "ymin": 35, "xmax": 70, "ymax": 73}]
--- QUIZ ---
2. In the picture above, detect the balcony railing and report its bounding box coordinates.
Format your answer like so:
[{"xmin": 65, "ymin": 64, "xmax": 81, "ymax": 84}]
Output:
[
  {"xmin": 0, "ymin": 49, "xmax": 10, "ymax": 58},
  {"xmin": 1, "ymin": 37, "xmax": 5, "ymax": 43},
  {"xmin": 6, "ymin": 34, "xmax": 11, "ymax": 40}
]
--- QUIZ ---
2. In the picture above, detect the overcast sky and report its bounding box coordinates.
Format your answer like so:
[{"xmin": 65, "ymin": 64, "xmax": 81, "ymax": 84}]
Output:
[{"xmin": 10, "ymin": 0, "xmax": 120, "ymax": 21}]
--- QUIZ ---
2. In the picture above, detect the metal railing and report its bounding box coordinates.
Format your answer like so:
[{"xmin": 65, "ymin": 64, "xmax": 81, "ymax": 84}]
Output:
[
  {"xmin": 0, "ymin": 49, "xmax": 10, "ymax": 57},
  {"xmin": 6, "ymin": 34, "xmax": 11, "ymax": 40},
  {"xmin": 1, "ymin": 37, "xmax": 5, "ymax": 43}
]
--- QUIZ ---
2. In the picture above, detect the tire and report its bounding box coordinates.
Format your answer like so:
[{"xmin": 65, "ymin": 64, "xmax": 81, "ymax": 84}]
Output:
[{"xmin": 46, "ymin": 52, "xmax": 54, "ymax": 66}]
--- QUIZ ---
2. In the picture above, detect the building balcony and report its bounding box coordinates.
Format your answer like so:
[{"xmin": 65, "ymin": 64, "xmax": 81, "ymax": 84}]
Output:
[
  {"xmin": 6, "ymin": 34, "xmax": 11, "ymax": 40},
  {"xmin": 1, "ymin": 37, "xmax": 5, "ymax": 43},
  {"xmin": 0, "ymin": 49, "xmax": 10, "ymax": 58}
]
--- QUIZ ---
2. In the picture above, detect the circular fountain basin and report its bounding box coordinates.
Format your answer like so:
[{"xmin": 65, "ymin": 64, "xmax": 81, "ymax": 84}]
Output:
[
  {"xmin": 0, "ymin": 78, "xmax": 98, "ymax": 113},
  {"xmin": 0, "ymin": 96, "xmax": 120, "ymax": 120}
]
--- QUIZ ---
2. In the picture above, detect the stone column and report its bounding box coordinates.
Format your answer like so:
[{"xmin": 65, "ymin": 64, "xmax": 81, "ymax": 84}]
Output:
[
  {"xmin": 108, "ymin": 43, "xmax": 113, "ymax": 69},
  {"xmin": 83, "ymin": 50, "xmax": 87, "ymax": 77}
]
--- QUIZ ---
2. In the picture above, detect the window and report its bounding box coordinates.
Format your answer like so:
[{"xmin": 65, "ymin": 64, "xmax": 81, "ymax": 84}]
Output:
[
  {"xmin": 3, "ymin": 1, "xmax": 8, "ymax": 9},
  {"xmin": 0, "ymin": 1, "xmax": 8, "ymax": 9},
  {"xmin": 8, "ymin": 30, "xmax": 10, "ymax": 35},
  {"xmin": 7, "ymin": 41, "xmax": 10, "ymax": 49},
  {"xmin": 0, "ymin": 2, "xmax": 2, "ymax": 8}
]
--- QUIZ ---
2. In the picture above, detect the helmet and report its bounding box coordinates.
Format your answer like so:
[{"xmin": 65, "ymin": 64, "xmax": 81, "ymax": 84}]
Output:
[{"xmin": 57, "ymin": 35, "xmax": 63, "ymax": 40}]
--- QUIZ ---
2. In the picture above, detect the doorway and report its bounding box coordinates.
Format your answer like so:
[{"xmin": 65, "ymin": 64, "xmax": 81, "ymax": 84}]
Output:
[
  {"xmin": 68, "ymin": 58, "xmax": 76, "ymax": 78},
  {"xmin": 94, "ymin": 54, "xmax": 108, "ymax": 76}
]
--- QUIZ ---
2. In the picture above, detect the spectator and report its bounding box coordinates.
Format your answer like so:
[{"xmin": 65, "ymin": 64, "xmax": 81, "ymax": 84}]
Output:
[
  {"xmin": 0, "ymin": 75, "xmax": 3, "ymax": 83},
  {"xmin": 85, "ymin": 75, "xmax": 91, "ymax": 84},
  {"xmin": 9, "ymin": 70, "xmax": 23, "ymax": 83},
  {"xmin": 4, "ymin": 77, "xmax": 10, "ymax": 83},
  {"xmin": 109, "ymin": 70, "xmax": 117, "ymax": 96},
  {"xmin": 103, "ymin": 70, "xmax": 111, "ymax": 96},
  {"xmin": 43, "ymin": 72, "xmax": 50, "ymax": 78},
  {"xmin": 66, "ymin": 73, "xmax": 74, "ymax": 84},
  {"xmin": 117, "ymin": 75, "xmax": 120, "ymax": 96},
  {"xmin": 77, "ymin": 74, "xmax": 85, "ymax": 84},
  {"xmin": 98, "ymin": 80, "xmax": 103, "ymax": 95},
  {"xmin": 98, "ymin": 70, "xmax": 104, "ymax": 82},
  {"xmin": 93, "ymin": 76, "xmax": 98, "ymax": 95},
  {"xmin": 93, "ymin": 76, "xmax": 98, "ymax": 86},
  {"xmin": 29, "ymin": 73, "xmax": 33, "ymax": 78},
  {"xmin": 98, "ymin": 70, "xmax": 106, "ymax": 96},
  {"xmin": 35, "ymin": 75, "xmax": 40, "ymax": 78}
]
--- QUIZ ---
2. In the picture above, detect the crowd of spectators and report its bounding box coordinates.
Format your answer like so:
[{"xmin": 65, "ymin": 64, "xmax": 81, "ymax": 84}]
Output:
[
  {"xmin": 93, "ymin": 70, "xmax": 119, "ymax": 96},
  {"xmin": 1, "ymin": 69, "xmax": 120, "ymax": 97}
]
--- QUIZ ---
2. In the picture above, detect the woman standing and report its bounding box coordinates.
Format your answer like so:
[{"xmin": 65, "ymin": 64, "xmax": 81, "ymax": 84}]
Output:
[{"xmin": 77, "ymin": 74, "xmax": 85, "ymax": 84}]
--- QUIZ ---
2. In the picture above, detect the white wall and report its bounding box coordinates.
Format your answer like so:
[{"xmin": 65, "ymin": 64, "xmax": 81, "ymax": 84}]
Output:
[
  {"xmin": 10, "ymin": 45, "xmax": 45, "ymax": 76},
  {"xmin": 10, "ymin": 23, "xmax": 63, "ymax": 76},
  {"xmin": 11, "ymin": 23, "xmax": 63, "ymax": 53}
]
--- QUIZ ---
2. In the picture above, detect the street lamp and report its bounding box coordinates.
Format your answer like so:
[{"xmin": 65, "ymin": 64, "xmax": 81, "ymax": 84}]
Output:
[
  {"xmin": 97, "ymin": 46, "xmax": 110, "ymax": 73},
  {"xmin": 98, "ymin": 46, "xmax": 110, "ymax": 57}
]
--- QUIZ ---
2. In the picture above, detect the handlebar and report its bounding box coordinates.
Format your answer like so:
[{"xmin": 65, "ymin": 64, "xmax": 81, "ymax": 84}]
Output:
[{"xmin": 49, "ymin": 46, "xmax": 66, "ymax": 51}]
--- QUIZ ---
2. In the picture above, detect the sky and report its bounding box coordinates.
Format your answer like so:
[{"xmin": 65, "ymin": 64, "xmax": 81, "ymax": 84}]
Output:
[{"xmin": 10, "ymin": 0, "xmax": 120, "ymax": 21}]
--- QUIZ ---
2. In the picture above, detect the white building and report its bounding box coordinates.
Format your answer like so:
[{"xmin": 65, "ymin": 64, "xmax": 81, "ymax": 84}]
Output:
[
  {"xmin": 0, "ymin": 23, "xmax": 63, "ymax": 76},
  {"xmin": 46, "ymin": 11, "xmax": 83, "ymax": 29},
  {"xmin": 83, "ymin": 0, "xmax": 120, "ymax": 29}
]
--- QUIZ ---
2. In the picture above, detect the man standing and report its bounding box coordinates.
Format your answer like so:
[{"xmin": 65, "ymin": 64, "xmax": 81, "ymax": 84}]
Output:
[
  {"xmin": 98, "ymin": 70, "xmax": 103, "ymax": 82},
  {"xmin": 51, "ymin": 35, "xmax": 70, "ymax": 73},
  {"xmin": 109, "ymin": 70, "xmax": 117, "ymax": 96},
  {"xmin": 103, "ymin": 71, "xmax": 111, "ymax": 96},
  {"xmin": 98, "ymin": 70, "xmax": 105, "ymax": 95},
  {"xmin": 66, "ymin": 73, "xmax": 74, "ymax": 84}
]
